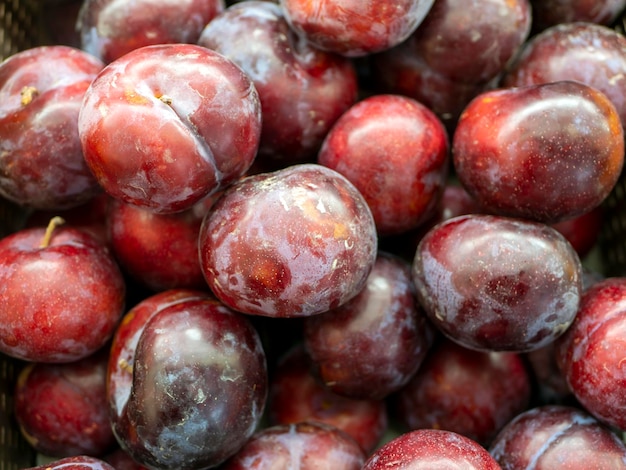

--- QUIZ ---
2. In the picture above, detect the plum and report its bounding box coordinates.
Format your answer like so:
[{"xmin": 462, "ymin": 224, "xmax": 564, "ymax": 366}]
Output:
[
  {"xmin": 220, "ymin": 422, "xmax": 366, "ymax": 469},
  {"xmin": 392, "ymin": 338, "xmax": 532, "ymax": 446},
  {"xmin": 413, "ymin": 214, "xmax": 583, "ymax": 352},
  {"xmin": 0, "ymin": 217, "xmax": 125, "ymax": 363},
  {"xmin": 362, "ymin": 428, "xmax": 501, "ymax": 469},
  {"xmin": 490, "ymin": 405, "xmax": 626, "ymax": 468},
  {"xmin": 110, "ymin": 295, "xmax": 268, "ymax": 469},
  {"xmin": 0, "ymin": 45, "xmax": 103, "ymax": 210},
  {"xmin": 78, "ymin": 43, "xmax": 262, "ymax": 214},
  {"xmin": 279, "ymin": 0, "xmax": 435, "ymax": 57},
  {"xmin": 78, "ymin": 0, "xmax": 225, "ymax": 63},
  {"xmin": 304, "ymin": 251, "xmax": 436, "ymax": 400},
  {"xmin": 556, "ymin": 277, "xmax": 626, "ymax": 430},
  {"xmin": 317, "ymin": 94, "xmax": 449, "ymax": 236},
  {"xmin": 198, "ymin": 163, "xmax": 377, "ymax": 318},
  {"xmin": 198, "ymin": 1, "xmax": 358, "ymax": 166},
  {"xmin": 268, "ymin": 344, "xmax": 388, "ymax": 454},
  {"xmin": 14, "ymin": 349, "xmax": 115, "ymax": 458},
  {"xmin": 453, "ymin": 80, "xmax": 624, "ymax": 224}
]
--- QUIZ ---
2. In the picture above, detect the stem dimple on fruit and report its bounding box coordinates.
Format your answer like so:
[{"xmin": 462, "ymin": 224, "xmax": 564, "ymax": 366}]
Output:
[
  {"xmin": 40, "ymin": 216, "xmax": 66, "ymax": 248},
  {"xmin": 20, "ymin": 85, "xmax": 39, "ymax": 105}
]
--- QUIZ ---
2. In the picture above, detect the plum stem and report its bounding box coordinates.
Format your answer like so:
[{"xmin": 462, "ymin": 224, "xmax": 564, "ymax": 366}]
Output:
[
  {"xmin": 40, "ymin": 216, "xmax": 66, "ymax": 248},
  {"xmin": 20, "ymin": 86, "xmax": 39, "ymax": 106}
]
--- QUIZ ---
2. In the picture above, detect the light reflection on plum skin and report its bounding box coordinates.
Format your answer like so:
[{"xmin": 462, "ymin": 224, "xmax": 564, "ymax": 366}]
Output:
[
  {"xmin": 109, "ymin": 296, "xmax": 268, "ymax": 470},
  {"xmin": 413, "ymin": 214, "xmax": 583, "ymax": 353}
]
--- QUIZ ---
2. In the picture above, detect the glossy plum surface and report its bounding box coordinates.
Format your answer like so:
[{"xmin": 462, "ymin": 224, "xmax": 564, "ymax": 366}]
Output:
[
  {"xmin": 14, "ymin": 349, "xmax": 115, "ymax": 458},
  {"xmin": 453, "ymin": 80, "xmax": 624, "ymax": 224},
  {"xmin": 0, "ymin": 45, "xmax": 103, "ymax": 210},
  {"xmin": 279, "ymin": 0, "xmax": 435, "ymax": 57},
  {"xmin": 556, "ymin": 277, "xmax": 626, "ymax": 430},
  {"xmin": 403, "ymin": 0, "xmax": 531, "ymax": 85},
  {"xmin": 393, "ymin": 338, "xmax": 531, "ymax": 446},
  {"xmin": 78, "ymin": 43, "xmax": 262, "ymax": 214},
  {"xmin": 79, "ymin": 0, "xmax": 225, "ymax": 63},
  {"xmin": 220, "ymin": 422, "xmax": 366, "ymax": 469},
  {"xmin": 362, "ymin": 429, "xmax": 501, "ymax": 469},
  {"xmin": 107, "ymin": 196, "xmax": 216, "ymax": 292},
  {"xmin": 198, "ymin": 1, "xmax": 358, "ymax": 166},
  {"xmin": 304, "ymin": 252, "xmax": 435, "ymax": 400},
  {"xmin": 317, "ymin": 94, "xmax": 449, "ymax": 235},
  {"xmin": 198, "ymin": 164, "xmax": 378, "ymax": 318},
  {"xmin": 502, "ymin": 22, "xmax": 626, "ymax": 128},
  {"xmin": 24, "ymin": 456, "xmax": 116, "ymax": 470},
  {"xmin": 268, "ymin": 344, "xmax": 388, "ymax": 454},
  {"xmin": 489, "ymin": 405, "xmax": 626, "ymax": 469},
  {"xmin": 111, "ymin": 296, "xmax": 268, "ymax": 469},
  {"xmin": 0, "ymin": 222, "xmax": 125, "ymax": 362},
  {"xmin": 413, "ymin": 214, "xmax": 583, "ymax": 352}
]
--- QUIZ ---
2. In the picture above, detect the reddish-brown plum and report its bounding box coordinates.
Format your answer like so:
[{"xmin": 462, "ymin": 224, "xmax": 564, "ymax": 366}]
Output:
[
  {"xmin": 556, "ymin": 277, "xmax": 626, "ymax": 430},
  {"xmin": 317, "ymin": 94, "xmax": 449, "ymax": 236},
  {"xmin": 413, "ymin": 214, "xmax": 583, "ymax": 352},
  {"xmin": 403, "ymin": 0, "xmax": 531, "ymax": 85},
  {"xmin": 14, "ymin": 349, "xmax": 115, "ymax": 458},
  {"xmin": 489, "ymin": 405, "xmax": 626, "ymax": 469},
  {"xmin": 453, "ymin": 80, "xmax": 624, "ymax": 224},
  {"xmin": 111, "ymin": 296, "xmax": 268, "ymax": 469},
  {"xmin": 78, "ymin": 43, "xmax": 262, "ymax": 214},
  {"xmin": 24, "ymin": 456, "xmax": 116, "ymax": 470},
  {"xmin": 0, "ymin": 218, "xmax": 125, "ymax": 362},
  {"xmin": 268, "ymin": 345, "xmax": 388, "ymax": 454},
  {"xmin": 220, "ymin": 422, "xmax": 366, "ymax": 470},
  {"xmin": 393, "ymin": 338, "xmax": 531, "ymax": 446},
  {"xmin": 362, "ymin": 429, "xmax": 502, "ymax": 469},
  {"xmin": 107, "ymin": 196, "xmax": 217, "ymax": 292},
  {"xmin": 0, "ymin": 45, "xmax": 103, "ymax": 210},
  {"xmin": 198, "ymin": 164, "xmax": 377, "ymax": 318},
  {"xmin": 502, "ymin": 22, "xmax": 626, "ymax": 128},
  {"xmin": 279, "ymin": 0, "xmax": 435, "ymax": 57},
  {"xmin": 530, "ymin": 0, "xmax": 626, "ymax": 32},
  {"xmin": 198, "ymin": 1, "xmax": 358, "ymax": 166},
  {"xmin": 303, "ymin": 252, "xmax": 435, "ymax": 400},
  {"xmin": 78, "ymin": 0, "xmax": 225, "ymax": 63},
  {"xmin": 102, "ymin": 448, "xmax": 148, "ymax": 470}
]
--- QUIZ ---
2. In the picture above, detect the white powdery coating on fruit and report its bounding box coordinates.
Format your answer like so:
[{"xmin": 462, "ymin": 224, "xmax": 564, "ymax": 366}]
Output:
[{"xmin": 419, "ymin": 249, "xmax": 463, "ymax": 324}]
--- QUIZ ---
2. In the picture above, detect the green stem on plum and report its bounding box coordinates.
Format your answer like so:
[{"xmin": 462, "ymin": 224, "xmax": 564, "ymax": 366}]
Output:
[{"xmin": 40, "ymin": 216, "xmax": 66, "ymax": 248}]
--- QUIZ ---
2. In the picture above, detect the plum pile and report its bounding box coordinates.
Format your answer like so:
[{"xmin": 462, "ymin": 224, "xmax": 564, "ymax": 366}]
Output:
[{"xmin": 1, "ymin": 0, "xmax": 626, "ymax": 468}]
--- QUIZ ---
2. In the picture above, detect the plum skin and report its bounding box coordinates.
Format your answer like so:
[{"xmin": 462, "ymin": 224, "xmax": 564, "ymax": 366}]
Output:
[
  {"xmin": 0, "ymin": 45, "xmax": 104, "ymax": 210},
  {"xmin": 489, "ymin": 405, "xmax": 626, "ymax": 469},
  {"xmin": 412, "ymin": 214, "xmax": 583, "ymax": 352},
  {"xmin": 0, "ymin": 225, "xmax": 126, "ymax": 363},
  {"xmin": 453, "ymin": 80, "xmax": 624, "ymax": 224},
  {"xmin": 198, "ymin": 1, "xmax": 358, "ymax": 165},
  {"xmin": 198, "ymin": 163, "xmax": 378, "ymax": 318},
  {"xmin": 303, "ymin": 251, "xmax": 436, "ymax": 400},
  {"xmin": 318, "ymin": 94, "xmax": 449, "ymax": 236},
  {"xmin": 78, "ymin": 43, "xmax": 262, "ymax": 214},
  {"xmin": 279, "ymin": 0, "xmax": 435, "ymax": 57},
  {"xmin": 111, "ymin": 296, "xmax": 268, "ymax": 469},
  {"xmin": 556, "ymin": 277, "xmax": 626, "ymax": 430}
]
